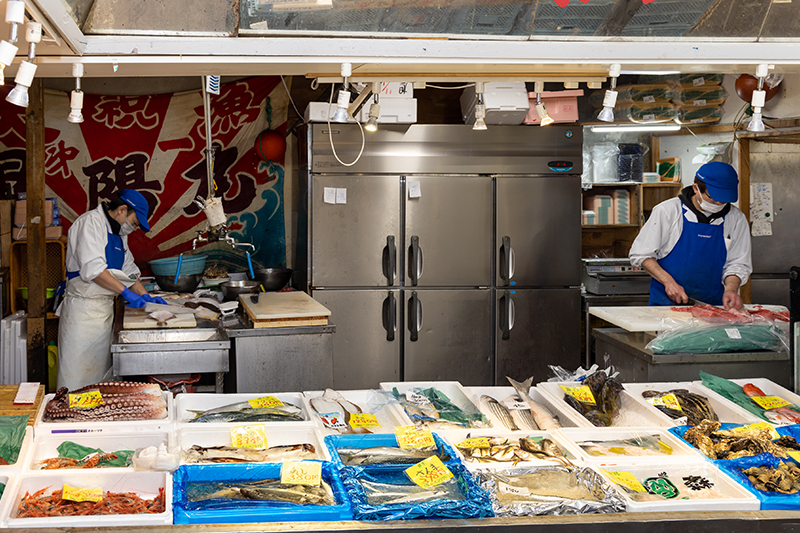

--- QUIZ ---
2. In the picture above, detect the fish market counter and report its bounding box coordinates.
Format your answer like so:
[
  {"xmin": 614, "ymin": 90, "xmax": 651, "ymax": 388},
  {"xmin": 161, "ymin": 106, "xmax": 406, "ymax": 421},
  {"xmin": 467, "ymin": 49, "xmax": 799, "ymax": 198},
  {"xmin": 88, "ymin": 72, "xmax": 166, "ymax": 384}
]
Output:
[
  {"xmin": 594, "ymin": 327, "xmax": 791, "ymax": 387},
  {"xmin": 224, "ymin": 316, "xmax": 335, "ymax": 393}
]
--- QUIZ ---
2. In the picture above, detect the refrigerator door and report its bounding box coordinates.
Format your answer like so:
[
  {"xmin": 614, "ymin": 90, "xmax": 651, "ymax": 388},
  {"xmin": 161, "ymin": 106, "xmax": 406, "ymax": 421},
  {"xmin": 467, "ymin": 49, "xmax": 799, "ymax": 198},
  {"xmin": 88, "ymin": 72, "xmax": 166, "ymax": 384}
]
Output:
[
  {"xmin": 405, "ymin": 176, "xmax": 492, "ymax": 287},
  {"xmin": 313, "ymin": 289, "xmax": 401, "ymax": 389},
  {"xmin": 404, "ymin": 289, "xmax": 492, "ymax": 385},
  {"xmin": 495, "ymin": 288, "xmax": 581, "ymax": 385},
  {"xmin": 496, "ymin": 176, "xmax": 581, "ymax": 287},
  {"xmin": 311, "ymin": 175, "xmax": 400, "ymax": 287}
]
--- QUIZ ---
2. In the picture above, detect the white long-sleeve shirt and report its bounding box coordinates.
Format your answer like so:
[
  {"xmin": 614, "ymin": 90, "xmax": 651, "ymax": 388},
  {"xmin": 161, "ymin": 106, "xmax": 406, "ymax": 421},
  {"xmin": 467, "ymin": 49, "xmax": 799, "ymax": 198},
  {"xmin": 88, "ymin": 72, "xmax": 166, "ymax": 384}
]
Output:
[
  {"xmin": 65, "ymin": 204, "xmax": 140, "ymax": 284},
  {"xmin": 629, "ymin": 196, "xmax": 752, "ymax": 286}
]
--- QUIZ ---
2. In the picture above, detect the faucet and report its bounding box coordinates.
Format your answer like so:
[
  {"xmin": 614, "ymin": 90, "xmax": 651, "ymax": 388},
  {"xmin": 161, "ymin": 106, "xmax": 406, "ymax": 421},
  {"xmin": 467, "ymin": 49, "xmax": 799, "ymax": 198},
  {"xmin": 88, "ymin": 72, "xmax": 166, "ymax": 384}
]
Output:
[{"xmin": 192, "ymin": 230, "xmax": 208, "ymax": 251}]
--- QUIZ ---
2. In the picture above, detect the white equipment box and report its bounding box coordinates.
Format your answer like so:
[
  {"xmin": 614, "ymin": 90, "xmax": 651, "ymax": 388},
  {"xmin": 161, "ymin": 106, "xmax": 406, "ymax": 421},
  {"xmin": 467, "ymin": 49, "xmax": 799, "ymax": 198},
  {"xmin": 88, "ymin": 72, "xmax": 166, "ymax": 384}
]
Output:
[{"xmin": 461, "ymin": 82, "xmax": 531, "ymax": 125}]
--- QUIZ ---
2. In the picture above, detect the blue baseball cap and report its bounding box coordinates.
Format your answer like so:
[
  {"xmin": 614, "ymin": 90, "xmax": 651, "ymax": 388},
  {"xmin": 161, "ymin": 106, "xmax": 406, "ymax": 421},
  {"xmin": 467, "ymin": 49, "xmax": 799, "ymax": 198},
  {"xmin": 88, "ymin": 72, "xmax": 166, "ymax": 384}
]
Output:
[
  {"xmin": 696, "ymin": 161, "xmax": 739, "ymax": 203},
  {"xmin": 118, "ymin": 189, "xmax": 151, "ymax": 232}
]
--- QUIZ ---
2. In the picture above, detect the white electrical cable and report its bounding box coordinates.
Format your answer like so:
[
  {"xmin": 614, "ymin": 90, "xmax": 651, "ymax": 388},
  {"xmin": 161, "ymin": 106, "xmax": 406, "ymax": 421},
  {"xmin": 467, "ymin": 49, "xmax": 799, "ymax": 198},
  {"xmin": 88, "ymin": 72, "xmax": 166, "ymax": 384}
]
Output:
[
  {"xmin": 280, "ymin": 75, "xmax": 303, "ymax": 122},
  {"xmin": 327, "ymin": 83, "xmax": 365, "ymax": 167}
]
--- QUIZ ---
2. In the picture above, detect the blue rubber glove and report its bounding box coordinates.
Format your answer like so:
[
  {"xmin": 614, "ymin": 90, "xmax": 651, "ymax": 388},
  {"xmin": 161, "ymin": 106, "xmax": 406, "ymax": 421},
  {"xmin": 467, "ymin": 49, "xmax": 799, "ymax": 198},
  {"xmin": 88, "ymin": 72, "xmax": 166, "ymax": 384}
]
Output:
[
  {"xmin": 141, "ymin": 294, "xmax": 169, "ymax": 306},
  {"xmin": 120, "ymin": 287, "xmax": 146, "ymax": 308}
]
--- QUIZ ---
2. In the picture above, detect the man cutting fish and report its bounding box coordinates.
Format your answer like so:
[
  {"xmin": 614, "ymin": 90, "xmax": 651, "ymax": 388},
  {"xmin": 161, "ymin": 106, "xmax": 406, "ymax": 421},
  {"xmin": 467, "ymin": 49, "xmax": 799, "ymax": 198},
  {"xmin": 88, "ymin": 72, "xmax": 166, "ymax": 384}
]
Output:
[
  {"xmin": 629, "ymin": 161, "xmax": 752, "ymax": 310},
  {"xmin": 57, "ymin": 189, "xmax": 166, "ymax": 390}
]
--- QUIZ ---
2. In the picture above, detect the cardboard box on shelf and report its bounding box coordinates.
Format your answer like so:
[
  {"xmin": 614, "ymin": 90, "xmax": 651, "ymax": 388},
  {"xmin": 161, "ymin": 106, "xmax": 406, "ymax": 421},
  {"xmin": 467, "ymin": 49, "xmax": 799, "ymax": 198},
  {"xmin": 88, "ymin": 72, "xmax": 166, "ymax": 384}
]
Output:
[
  {"xmin": 657, "ymin": 157, "xmax": 681, "ymax": 182},
  {"xmin": 11, "ymin": 226, "xmax": 63, "ymax": 241},
  {"xmin": 14, "ymin": 199, "xmax": 54, "ymax": 227},
  {"xmin": 612, "ymin": 189, "xmax": 630, "ymax": 224},
  {"xmin": 523, "ymin": 89, "xmax": 583, "ymax": 125}
]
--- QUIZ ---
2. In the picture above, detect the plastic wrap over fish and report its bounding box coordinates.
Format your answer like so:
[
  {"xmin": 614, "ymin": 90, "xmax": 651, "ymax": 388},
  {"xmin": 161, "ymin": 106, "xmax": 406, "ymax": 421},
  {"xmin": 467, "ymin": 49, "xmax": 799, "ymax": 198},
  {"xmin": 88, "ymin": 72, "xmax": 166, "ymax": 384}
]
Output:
[{"xmin": 476, "ymin": 466, "xmax": 626, "ymax": 516}]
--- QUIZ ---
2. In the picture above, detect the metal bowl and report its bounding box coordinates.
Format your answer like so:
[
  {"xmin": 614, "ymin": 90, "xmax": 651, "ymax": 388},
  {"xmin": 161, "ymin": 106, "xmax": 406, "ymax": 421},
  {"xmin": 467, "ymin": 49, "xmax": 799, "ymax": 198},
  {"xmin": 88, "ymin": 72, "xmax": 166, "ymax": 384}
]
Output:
[
  {"xmin": 251, "ymin": 268, "xmax": 293, "ymax": 291},
  {"xmin": 220, "ymin": 280, "xmax": 260, "ymax": 302},
  {"xmin": 155, "ymin": 274, "xmax": 202, "ymax": 292}
]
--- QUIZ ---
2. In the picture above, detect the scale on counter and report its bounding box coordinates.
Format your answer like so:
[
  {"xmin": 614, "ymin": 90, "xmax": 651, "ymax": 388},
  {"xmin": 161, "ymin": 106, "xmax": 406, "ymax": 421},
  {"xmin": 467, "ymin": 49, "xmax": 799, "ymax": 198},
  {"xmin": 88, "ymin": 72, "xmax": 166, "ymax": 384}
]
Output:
[{"xmin": 582, "ymin": 258, "xmax": 650, "ymax": 295}]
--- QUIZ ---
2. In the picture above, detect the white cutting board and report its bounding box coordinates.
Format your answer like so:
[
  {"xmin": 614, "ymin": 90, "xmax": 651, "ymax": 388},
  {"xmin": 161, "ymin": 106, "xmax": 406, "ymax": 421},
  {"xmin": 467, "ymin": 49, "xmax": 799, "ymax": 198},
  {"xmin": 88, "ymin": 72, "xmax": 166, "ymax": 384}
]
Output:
[
  {"xmin": 240, "ymin": 291, "xmax": 331, "ymax": 321},
  {"xmin": 590, "ymin": 304, "xmax": 789, "ymax": 332},
  {"xmin": 123, "ymin": 307, "xmax": 197, "ymax": 329}
]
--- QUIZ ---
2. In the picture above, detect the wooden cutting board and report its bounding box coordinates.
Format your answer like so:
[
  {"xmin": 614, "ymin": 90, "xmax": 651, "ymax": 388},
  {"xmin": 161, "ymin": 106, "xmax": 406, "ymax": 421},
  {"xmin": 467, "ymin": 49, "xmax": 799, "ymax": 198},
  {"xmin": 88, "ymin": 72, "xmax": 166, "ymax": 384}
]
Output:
[
  {"xmin": 590, "ymin": 304, "xmax": 789, "ymax": 332},
  {"xmin": 240, "ymin": 291, "xmax": 331, "ymax": 328},
  {"xmin": 123, "ymin": 307, "xmax": 197, "ymax": 329}
]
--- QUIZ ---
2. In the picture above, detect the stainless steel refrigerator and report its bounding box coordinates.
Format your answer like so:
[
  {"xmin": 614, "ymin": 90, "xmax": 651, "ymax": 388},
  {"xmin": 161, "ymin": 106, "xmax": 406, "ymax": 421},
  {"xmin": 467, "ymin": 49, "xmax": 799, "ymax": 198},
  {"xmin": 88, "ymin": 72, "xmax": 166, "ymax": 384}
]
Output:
[{"xmin": 301, "ymin": 124, "xmax": 582, "ymax": 388}]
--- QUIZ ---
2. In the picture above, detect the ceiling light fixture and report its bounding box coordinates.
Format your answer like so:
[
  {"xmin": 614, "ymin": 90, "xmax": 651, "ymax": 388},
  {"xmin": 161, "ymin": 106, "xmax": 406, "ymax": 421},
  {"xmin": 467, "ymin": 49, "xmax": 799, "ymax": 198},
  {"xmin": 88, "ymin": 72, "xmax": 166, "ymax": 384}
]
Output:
[
  {"xmin": 330, "ymin": 62, "xmax": 352, "ymax": 123},
  {"xmin": 597, "ymin": 63, "xmax": 621, "ymax": 123},
  {"xmin": 590, "ymin": 123, "xmax": 681, "ymax": 133},
  {"xmin": 533, "ymin": 81, "xmax": 554, "ymax": 127},
  {"xmin": 747, "ymin": 63, "xmax": 769, "ymax": 133},
  {"xmin": 473, "ymin": 81, "xmax": 487, "ymax": 131},
  {"xmin": 364, "ymin": 82, "xmax": 380, "ymax": 133},
  {"xmin": 5, "ymin": 0, "xmax": 25, "ymax": 43},
  {"xmin": 6, "ymin": 21, "xmax": 41, "ymax": 108},
  {"xmin": 67, "ymin": 63, "xmax": 84, "ymax": 123}
]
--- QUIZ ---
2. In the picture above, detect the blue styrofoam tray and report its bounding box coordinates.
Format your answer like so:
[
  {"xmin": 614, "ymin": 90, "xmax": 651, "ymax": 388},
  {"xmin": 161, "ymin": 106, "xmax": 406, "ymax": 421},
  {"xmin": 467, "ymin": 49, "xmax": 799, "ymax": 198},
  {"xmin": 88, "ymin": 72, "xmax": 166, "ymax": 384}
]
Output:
[{"xmin": 324, "ymin": 433, "xmax": 459, "ymax": 468}]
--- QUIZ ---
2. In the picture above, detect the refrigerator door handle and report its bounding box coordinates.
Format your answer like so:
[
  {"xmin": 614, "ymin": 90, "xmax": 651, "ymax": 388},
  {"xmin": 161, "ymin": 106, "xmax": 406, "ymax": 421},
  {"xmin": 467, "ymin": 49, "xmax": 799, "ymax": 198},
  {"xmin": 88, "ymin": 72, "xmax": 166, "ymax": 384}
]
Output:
[
  {"xmin": 382, "ymin": 292, "xmax": 397, "ymax": 342},
  {"xmin": 500, "ymin": 292, "xmax": 514, "ymax": 340},
  {"xmin": 500, "ymin": 236, "xmax": 515, "ymax": 283},
  {"xmin": 408, "ymin": 291, "xmax": 422, "ymax": 342},
  {"xmin": 509, "ymin": 296, "xmax": 515, "ymax": 331},
  {"xmin": 408, "ymin": 236, "xmax": 423, "ymax": 286},
  {"xmin": 383, "ymin": 235, "xmax": 397, "ymax": 285}
]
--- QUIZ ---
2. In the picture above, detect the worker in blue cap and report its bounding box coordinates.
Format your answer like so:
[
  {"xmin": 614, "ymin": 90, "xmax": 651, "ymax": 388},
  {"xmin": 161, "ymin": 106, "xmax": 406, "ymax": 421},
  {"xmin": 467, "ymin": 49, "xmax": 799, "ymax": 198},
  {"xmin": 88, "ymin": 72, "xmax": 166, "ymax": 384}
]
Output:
[
  {"xmin": 57, "ymin": 189, "xmax": 167, "ymax": 389},
  {"xmin": 630, "ymin": 161, "xmax": 752, "ymax": 309}
]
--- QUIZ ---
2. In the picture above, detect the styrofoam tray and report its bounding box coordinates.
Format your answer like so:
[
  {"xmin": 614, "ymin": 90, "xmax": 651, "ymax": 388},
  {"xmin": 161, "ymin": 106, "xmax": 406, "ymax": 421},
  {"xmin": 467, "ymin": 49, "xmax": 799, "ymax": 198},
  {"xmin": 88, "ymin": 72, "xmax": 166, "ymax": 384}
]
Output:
[
  {"xmin": 177, "ymin": 425, "xmax": 330, "ymax": 464},
  {"xmin": 596, "ymin": 462, "xmax": 759, "ymax": 512},
  {"xmin": 537, "ymin": 381, "xmax": 675, "ymax": 428},
  {"xmin": 465, "ymin": 386, "xmax": 591, "ymax": 429},
  {"xmin": 5, "ymin": 471, "xmax": 172, "ymax": 527},
  {"xmin": 26, "ymin": 431, "xmax": 172, "ymax": 473},
  {"xmin": 0, "ymin": 473, "xmax": 16, "ymax": 528},
  {"xmin": 303, "ymin": 389, "xmax": 409, "ymax": 434},
  {"xmin": 624, "ymin": 382, "xmax": 762, "ymax": 426},
  {"xmin": 380, "ymin": 381, "xmax": 489, "ymax": 429},
  {"xmin": 439, "ymin": 428, "xmax": 582, "ymax": 470},
  {"xmin": 175, "ymin": 393, "xmax": 312, "ymax": 427},
  {"xmin": 698, "ymin": 377, "xmax": 800, "ymax": 426},
  {"xmin": 0, "ymin": 427, "xmax": 33, "ymax": 474},
  {"xmin": 559, "ymin": 427, "xmax": 704, "ymax": 467},
  {"xmin": 33, "ymin": 392, "xmax": 174, "ymax": 436}
]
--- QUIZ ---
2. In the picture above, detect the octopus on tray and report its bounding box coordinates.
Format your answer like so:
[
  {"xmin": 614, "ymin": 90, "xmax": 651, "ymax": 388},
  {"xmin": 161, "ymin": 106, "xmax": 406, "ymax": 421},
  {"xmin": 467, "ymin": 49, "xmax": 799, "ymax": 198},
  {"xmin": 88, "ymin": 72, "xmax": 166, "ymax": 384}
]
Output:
[{"xmin": 44, "ymin": 381, "xmax": 168, "ymax": 422}]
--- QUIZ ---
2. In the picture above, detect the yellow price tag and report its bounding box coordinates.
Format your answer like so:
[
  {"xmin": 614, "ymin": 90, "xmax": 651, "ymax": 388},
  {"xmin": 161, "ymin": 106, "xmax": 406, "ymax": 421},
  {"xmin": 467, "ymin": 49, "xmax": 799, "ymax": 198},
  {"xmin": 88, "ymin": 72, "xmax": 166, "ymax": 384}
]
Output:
[
  {"xmin": 395, "ymin": 426, "xmax": 436, "ymax": 449},
  {"xmin": 788, "ymin": 451, "xmax": 800, "ymax": 464},
  {"xmin": 68, "ymin": 391, "xmax": 103, "ymax": 410},
  {"xmin": 560, "ymin": 385, "xmax": 596, "ymax": 404},
  {"xmin": 62, "ymin": 484, "xmax": 103, "ymax": 503},
  {"xmin": 230, "ymin": 424, "xmax": 267, "ymax": 449},
  {"xmin": 405, "ymin": 456, "xmax": 453, "ymax": 489},
  {"xmin": 349, "ymin": 413, "xmax": 381, "ymax": 428},
  {"xmin": 602, "ymin": 470, "xmax": 646, "ymax": 493},
  {"xmin": 456, "ymin": 438, "xmax": 491, "ymax": 449},
  {"xmin": 751, "ymin": 395, "xmax": 792, "ymax": 410},
  {"xmin": 732, "ymin": 421, "xmax": 781, "ymax": 440},
  {"xmin": 647, "ymin": 393, "xmax": 682, "ymax": 412},
  {"xmin": 248, "ymin": 396, "xmax": 284, "ymax": 409},
  {"xmin": 281, "ymin": 461, "xmax": 322, "ymax": 487}
]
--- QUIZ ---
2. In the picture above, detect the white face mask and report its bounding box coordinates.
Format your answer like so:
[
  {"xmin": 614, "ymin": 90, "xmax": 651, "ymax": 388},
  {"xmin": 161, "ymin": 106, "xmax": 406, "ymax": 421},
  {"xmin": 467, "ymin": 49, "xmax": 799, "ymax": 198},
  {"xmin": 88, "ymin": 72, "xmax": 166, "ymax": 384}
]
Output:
[
  {"xmin": 120, "ymin": 221, "xmax": 136, "ymax": 236},
  {"xmin": 695, "ymin": 185, "xmax": 726, "ymax": 215}
]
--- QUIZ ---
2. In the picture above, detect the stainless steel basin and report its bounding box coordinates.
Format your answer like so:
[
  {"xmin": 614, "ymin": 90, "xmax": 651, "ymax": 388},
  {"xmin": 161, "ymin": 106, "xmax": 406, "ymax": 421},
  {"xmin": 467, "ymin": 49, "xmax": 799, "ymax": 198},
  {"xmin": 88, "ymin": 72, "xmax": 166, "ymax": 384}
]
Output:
[{"xmin": 117, "ymin": 328, "xmax": 223, "ymax": 344}]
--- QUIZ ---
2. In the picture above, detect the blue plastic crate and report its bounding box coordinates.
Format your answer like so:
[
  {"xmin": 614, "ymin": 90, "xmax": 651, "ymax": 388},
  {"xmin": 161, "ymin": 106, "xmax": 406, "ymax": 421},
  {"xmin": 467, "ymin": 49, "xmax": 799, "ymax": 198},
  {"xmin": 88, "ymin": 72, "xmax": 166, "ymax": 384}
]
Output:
[
  {"xmin": 149, "ymin": 254, "xmax": 207, "ymax": 276},
  {"xmin": 324, "ymin": 433, "xmax": 459, "ymax": 469},
  {"xmin": 717, "ymin": 453, "xmax": 800, "ymax": 510}
]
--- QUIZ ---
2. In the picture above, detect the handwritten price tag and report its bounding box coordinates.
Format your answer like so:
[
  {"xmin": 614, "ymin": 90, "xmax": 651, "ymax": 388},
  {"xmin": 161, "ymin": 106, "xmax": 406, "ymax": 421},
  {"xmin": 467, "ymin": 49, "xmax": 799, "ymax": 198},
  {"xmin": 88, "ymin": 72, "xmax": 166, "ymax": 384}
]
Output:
[
  {"xmin": 497, "ymin": 481, "xmax": 530, "ymax": 496},
  {"xmin": 349, "ymin": 413, "xmax": 381, "ymax": 428},
  {"xmin": 647, "ymin": 393, "xmax": 682, "ymax": 411},
  {"xmin": 751, "ymin": 395, "xmax": 792, "ymax": 410},
  {"xmin": 602, "ymin": 470, "xmax": 646, "ymax": 493},
  {"xmin": 560, "ymin": 385, "xmax": 595, "ymax": 404},
  {"xmin": 68, "ymin": 391, "xmax": 103, "ymax": 409},
  {"xmin": 405, "ymin": 456, "xmax": 453, "ymax": 489},
  {"xmin": 318, "ymin": 412, "xmax": 348, "ymax": 430},
  {"xmin": 281, "ymin": 461, "xmax": 322, "ymax": 486},
  {"xmin": 395, "ymin": 426, "xmax": 435, "ymax": 449},
  {"xmin": 732, "ymin": 421, "xmax": 780, "ymax": 440},
  {"xmin": 406, "ymin": 391, "xmax": 431, "ymax": 406},
  {"xmin": 248, "ymin": 396, "xmax": 284, "ymax": 408},
  {"xmin": 456, "ymin": 438, "xmax": 491, "ymax": 449},
  {"xmin": 62, "ymin": 484, "xmax": 103, "ymax": 502},
  {"xmin": 504, "ymin": 399, "xmax": 529, "ymax": 410},
  {"xmin": 230, "ymin": 424, "xmax": 267, "ymax": 449}
]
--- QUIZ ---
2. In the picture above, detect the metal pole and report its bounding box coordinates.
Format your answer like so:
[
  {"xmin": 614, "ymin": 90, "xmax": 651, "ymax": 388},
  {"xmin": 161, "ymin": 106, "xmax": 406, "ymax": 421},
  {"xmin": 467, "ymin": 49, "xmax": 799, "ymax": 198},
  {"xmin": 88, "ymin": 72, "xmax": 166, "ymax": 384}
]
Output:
[{"xmin": 201, "ymin": 76, "xmax": 214, "ymax": 198}]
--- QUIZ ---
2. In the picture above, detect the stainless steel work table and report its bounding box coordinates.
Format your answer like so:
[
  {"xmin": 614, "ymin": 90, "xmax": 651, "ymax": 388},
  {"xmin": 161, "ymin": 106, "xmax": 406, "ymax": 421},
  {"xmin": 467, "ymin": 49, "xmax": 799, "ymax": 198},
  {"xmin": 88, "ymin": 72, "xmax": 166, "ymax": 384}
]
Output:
[{"xmin": 582, "ymin": 292, "xmax": 650, "ymax": 367}]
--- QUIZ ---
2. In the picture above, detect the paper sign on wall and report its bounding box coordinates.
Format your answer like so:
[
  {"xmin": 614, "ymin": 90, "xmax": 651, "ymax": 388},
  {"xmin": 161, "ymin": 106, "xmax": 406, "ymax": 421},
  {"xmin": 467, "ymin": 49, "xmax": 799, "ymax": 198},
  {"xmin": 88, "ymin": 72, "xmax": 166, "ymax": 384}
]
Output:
[
  {"xmin": 751, "ymin": 220, "xmax": 772, "ymax": 237},
  {"xmin": 750, "ymin": 183, "xmax": 774, "ymax": 221},
  {"xmin": 323, "ymin": 187, "xmax": 336, "ymax": 204},
  {"xmin": 408, "ymin": 181, "xmax": 421, "ymax": 198},
  {"xmin": 336, "ymin": 188, "xmax": 347, "ymax": 204}
]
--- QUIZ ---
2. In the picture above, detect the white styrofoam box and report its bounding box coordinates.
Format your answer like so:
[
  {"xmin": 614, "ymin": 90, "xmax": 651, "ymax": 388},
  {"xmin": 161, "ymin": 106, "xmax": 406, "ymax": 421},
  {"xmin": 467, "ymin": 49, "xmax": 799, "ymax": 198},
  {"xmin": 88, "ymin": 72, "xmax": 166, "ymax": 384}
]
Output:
[
  {"xmin": 177, "ymin": 425, "xmax": 330, "ymax": 464},
  {"xmin": 357, "ymin": 98, "xmax": 418, "ymax": 124},
  {"xmin": 380, "ymin": 381, "xmax": 488, "ymax": 429},
  {"xmin": 624, "ymin": 382, "xmax": 762, "ymax": 426},
  {"xmin": 5, "ymin": 471, "xmax": 172, "ymax": 527},
  {"xmin": 303, "ymin": 390, "xmax": 409, "ymax": 435},
  {"xmin": 0, "ymin": 473, "xmax": 17, "ymax": 528},
  {"xmin": 304, "ymin": 101, "xmax": 358, "ymax": 123},
  {"xmin": 537, "ymin": 381, "xmax": 675, "ymax": 428},
  {"xmin": 465, "ymin": 386, "xmax": 591, "ymax": 429},
  {"xmin": 558, "ymin": 427, "xmax": 704, "ymax": 467},
  {"xmin": 34, "ymin": 392, "xmax": 174, "ymax": 437},
  {"xmin": 175, "ymin": 392, "xmax": 312, "ymax": 427},
  {"xmin": 439, "ymin": 428, "xmax": 583, "ymax": 471},
  {"xmin": 0, "ymin": 426, "xmax": 33, "ymax": 474},
  {"xmin": 460, "ymin": 82, "xmax": 531, "ymax": 125},
  {"xmin": 699, "ymin": 377, "xmax": 800, "ymax": 426},
  {"xmin": 26, "ymin": 431, "xmax": 172, "ymax": 473},
  {"xmin": 595, "ymin": 462, "xmax": 759, "ymax": 512}
]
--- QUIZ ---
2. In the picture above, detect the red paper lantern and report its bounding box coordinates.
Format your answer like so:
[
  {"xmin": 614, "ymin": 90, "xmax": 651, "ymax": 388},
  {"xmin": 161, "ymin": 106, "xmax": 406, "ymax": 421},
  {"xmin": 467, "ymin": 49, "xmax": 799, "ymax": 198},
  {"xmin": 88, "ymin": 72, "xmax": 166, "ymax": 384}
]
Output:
[
  {"xmin": 735, "ymin": 74, "xmax": 780, "ymax": 103},
  {"xmin": 254, "ymin": 129, "xmax": 286, "ymax": 162}
]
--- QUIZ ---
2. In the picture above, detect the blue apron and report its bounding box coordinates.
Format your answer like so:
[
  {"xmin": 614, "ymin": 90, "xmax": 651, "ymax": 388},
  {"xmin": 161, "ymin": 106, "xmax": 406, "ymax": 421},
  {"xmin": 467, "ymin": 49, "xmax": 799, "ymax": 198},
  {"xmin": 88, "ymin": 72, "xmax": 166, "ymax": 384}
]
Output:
[
  {"xmin": 67, "ymin": 230, "xmax": 125, "ymax": 280},
  {"xmin": 649, "ymin": 207, "xmax": 727, "ymax": 306}
]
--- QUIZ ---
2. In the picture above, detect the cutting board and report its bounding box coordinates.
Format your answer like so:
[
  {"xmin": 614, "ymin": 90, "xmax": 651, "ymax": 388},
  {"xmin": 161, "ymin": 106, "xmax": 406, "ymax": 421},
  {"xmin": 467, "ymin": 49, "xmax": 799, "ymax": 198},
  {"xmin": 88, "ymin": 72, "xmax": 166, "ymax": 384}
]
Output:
[
  {"xmin": 590, "ymin": 304, "xmax": 790, "ymax": 332},
  {"xmin": 240, "ymin": 291, "xmax": 331, "ymax": 328},
  {"xmin": 123, "ymin": 307, "xmax": 197, "ymax": 329}
]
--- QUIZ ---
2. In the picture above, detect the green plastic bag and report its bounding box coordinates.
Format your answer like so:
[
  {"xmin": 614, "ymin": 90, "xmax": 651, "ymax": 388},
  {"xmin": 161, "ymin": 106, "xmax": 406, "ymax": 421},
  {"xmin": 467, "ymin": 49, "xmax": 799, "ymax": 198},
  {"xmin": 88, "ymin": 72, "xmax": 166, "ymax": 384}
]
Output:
[
  {"xmin": 54, "ymin": 441, "xmax": 134, "ymax": 468},
  {"xmin": 646, "ymin": 322, "xmax": 786, "ymax": 355},
  {"xmin": 0, "ymin": 415, "xmax": 28, "ymax": 465}
]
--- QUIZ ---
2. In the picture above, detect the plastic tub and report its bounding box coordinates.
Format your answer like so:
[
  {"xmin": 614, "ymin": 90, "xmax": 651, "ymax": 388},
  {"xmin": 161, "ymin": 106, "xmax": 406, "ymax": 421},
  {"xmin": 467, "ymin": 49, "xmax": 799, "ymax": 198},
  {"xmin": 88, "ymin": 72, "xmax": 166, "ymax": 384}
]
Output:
[
  {"xmin": 149, "ymin": 255, "xmax": 207, "ymax": 277},
  {"xmin": 465, "ymin": 385, "xmax": 591, "ymax": 429},
  {"xmin": 175, "ymin": 392, "xmax": 312, "ymax": 427},
  {"xmin": 303, "ymin": 390, "xmax": 410, "ymax": 435},
  {"xmin": 559, "ymin": 427, "xmax": 703, "ymax": 467}
]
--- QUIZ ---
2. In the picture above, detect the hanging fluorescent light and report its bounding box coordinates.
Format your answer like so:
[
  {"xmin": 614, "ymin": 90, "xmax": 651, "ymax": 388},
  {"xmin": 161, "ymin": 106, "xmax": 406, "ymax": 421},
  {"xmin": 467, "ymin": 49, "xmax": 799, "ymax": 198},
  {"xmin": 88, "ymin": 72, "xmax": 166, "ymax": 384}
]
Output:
[
  {"xmin": 590, "ymin": 123, "xmax": 681, "ymax": 133},
  {"xmin": 473, "ymin": 81, "xmax": 487, "ymax": 131},
  {"xmin": 68, "ymin": 63, "xmax": 84, "ymax": 123},
  {"xmin": 533, "ymin": 81, "xmax": 554, "ymax": 127},
  {"xmin": 747, "ymin": 64, "xmax": 769, "ymax": 133},
  {"xmin": 330, "ymin": 62, "xmax": 352, "ymax": 123},
  {"xmin": 6, "ymin": 22, "xmax": 41, "ymax": 108},
  {"xmin": 598, "ymin": 63, "xmax": 621, "ymax": 123}
]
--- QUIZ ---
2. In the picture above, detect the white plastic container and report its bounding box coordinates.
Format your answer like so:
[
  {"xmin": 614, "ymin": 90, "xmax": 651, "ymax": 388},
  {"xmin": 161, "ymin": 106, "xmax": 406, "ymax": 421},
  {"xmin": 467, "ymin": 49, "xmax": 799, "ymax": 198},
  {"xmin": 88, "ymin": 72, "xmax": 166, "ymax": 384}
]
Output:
[
  {"xmin": 624, "ymin": 382, "xmax": 761, "ymax": 426},
  {"xmin": 537, "ymin": 381, "xmax": 675, "ymax": 428},
  {"xmin": 559, "ymin": 427, "xmax": 704, "ymax": 467},
  {"xmin": 26, "ymin": 431, "xmax": 172, "ymax": 473},
  {"xmin": 175, "ymin": 392, "xmax": 312, "ymax": 427},
  {"xmin": 0, "ymin": 426, "xmax": 34, "ymax": 474},
  {"xmin": 380, "ymin": 381, "xmax": 487, "ymax": 429},
  {"xmin": 34, "ymin": 392, "xmax": 174, "ymax": 436},
  {"xmin": 595, "ymin": 462, "xmax": 759, "ymax": 512},
  {"xmin": 5, "ymin": 471, "xmax": 172, "ymax": 527},
  {"xmin": 177, "ymin": 425, "xmax": 330, "ymax": 464},
  {"xmin": 465, "ymin": 385, "xmax": 591, "ymax": 429},
  {"xmin": 303, "ymin": 390, "xmax": 409, "ymax": 435},
  {"xmin": 698, "ymin": 377, "xmax": 800, "ymax": 426},
  {"xmin": 0, "ymin": 473, "xmax": 16, "ymax": 528}
]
